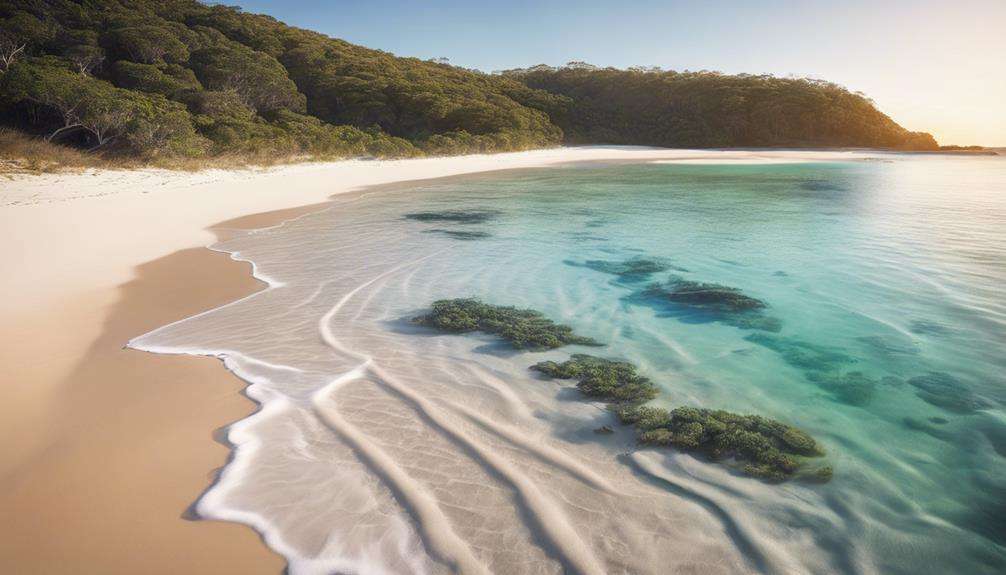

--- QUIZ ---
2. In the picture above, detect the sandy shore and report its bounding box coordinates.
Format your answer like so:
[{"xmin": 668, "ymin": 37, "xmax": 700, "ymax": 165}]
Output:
[{"xmin": 0, "ymin": 147, "xmax": 883, "ymax": 573}]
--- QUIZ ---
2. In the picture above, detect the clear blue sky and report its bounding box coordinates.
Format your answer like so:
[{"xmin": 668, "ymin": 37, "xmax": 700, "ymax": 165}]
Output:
[{"xmin": 223, "ymin": 0, "xmax": 1005, "ymax": 145}]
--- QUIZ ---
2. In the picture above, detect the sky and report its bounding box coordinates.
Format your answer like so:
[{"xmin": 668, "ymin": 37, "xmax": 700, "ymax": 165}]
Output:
[{"xmin": 225, "ymin": 0, "xmax": 1005, "ymax": 146}]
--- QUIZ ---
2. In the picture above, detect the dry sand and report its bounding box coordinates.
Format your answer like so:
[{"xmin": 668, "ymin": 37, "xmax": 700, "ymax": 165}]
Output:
[{"xmin": 0, "ymin": 147, "xmax": 881, "ymax": 573}]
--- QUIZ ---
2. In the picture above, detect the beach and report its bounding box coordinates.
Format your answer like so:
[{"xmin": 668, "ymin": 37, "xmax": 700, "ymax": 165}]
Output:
[
  {"xmin": 4, "ymin": 147, "xmax": 998, "ymax": 574},
  {"xmin": 0, "ymin": 147, "xmax": 846, "ymax": 573}
]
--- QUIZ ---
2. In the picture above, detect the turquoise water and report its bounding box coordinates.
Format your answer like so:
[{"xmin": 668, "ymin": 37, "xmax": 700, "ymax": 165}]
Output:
[{"xmin": 135, "ymin": 154, "xmax": 1006, "ymax": 574}]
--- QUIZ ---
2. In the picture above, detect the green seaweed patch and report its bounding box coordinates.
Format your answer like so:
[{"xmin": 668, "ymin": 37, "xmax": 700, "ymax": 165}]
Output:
[
  {"xmin": 413, "ymin": 299, "xmax": 599, "ymax": 350},
  {"xmin": 423, "ymin": 229, "xmax": 492, "ymax": 240},
  {"xmin": 618, "ymin": 405, "xmax": 827, "ymax": 481},
  {"xmin": 404, "ymin": 209, "xmax": 500, "ymax": 224},
  {"xmin": 644, "ymin": 277, "xmax": 767, "ymax": 312},
  {"xmin": 531, "ymin": 354, "xmax": 659, "ymax": 404}
]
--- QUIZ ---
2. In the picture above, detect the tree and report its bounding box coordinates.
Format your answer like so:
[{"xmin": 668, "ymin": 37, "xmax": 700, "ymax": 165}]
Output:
[
  {"xmin": 66, "ymin": 44, "xmax": 104, "ymax": 75},
  {"xmin": 78, "ymin": 82, "xmax": 134, "ymax": 150},
  {"xmin": 1, "ymin": 12, "xmax": 51, "ymax": 72},
  {"xmin": 0, "ymin": 30, "xmax": 27, "ymax": 72},
  {"xmin": 1, "ymin": 60, "xmax": 88, "ymax": 141},
  {"xmin": 188, "ymin": 42, "xmax": 305, "ymax": 113},
  {"xmin": 107, "ymin": 25, "xmax": 189, "ymax": 64}
]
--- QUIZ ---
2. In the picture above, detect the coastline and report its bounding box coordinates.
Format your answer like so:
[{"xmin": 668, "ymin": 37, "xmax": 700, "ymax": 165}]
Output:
[{"xmin": 0, "ymin": 146, "xmax": 894, "ymax": 573}]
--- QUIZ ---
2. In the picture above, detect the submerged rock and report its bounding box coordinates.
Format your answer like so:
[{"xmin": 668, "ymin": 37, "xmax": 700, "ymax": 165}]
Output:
[
  {"xmin": 413, "ymin": 298, "xmax": 599, "ymax": 350},
  {"xmin": 908, "ymin": 372, "xmax": 989, "ymax": 414},
  {"xmin": 404, "ymin": 209, "xmax": 500, "ymax": 224}
]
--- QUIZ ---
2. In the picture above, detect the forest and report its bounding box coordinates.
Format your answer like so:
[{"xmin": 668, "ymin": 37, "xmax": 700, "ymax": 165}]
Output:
[{"xmin": 0, "ymin": 0, "xmax": 939, "ymax": 165}]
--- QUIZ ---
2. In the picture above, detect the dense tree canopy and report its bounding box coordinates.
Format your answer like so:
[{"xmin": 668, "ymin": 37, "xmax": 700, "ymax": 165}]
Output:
[
  {"xmin": 0, "ymin": 0, "xmax": 938, "ymax": 162},
  {"xmin": 501, "ymin": 64, "xmax": 938, "ymax": 150}
]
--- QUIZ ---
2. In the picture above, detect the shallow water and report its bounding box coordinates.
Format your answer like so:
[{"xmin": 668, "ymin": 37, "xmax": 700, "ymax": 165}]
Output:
[{"xmin": 132, "ymin": 153, "xmax": 1006, "ymax": 574}]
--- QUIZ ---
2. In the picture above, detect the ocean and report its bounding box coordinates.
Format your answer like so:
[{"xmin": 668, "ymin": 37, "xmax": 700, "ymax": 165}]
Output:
[{"xmin": 131, "ymin": 153, "xmax": 1006, "ymax": 574}]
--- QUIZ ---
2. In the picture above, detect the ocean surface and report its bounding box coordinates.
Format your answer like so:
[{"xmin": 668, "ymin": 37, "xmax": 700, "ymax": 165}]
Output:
[{"xmin": 132, "ymin": 153, "xmax": 1006, "ymax": 574}]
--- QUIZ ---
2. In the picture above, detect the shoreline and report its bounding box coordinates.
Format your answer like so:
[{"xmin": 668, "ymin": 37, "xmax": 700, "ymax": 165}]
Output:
[{"xmin": 0, "ymin": 146, "xmax": 913, "ymax": 573}]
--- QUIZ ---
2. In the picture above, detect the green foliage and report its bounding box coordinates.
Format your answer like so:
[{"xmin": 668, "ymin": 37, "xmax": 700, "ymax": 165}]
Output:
[
  {"xmin": 532, "ymin": 354, "xmax": 659, "ymax": 403},
  {"xmin": 503, "ymin": 65, "xmax": 939, "ymax": 150},
  {"xmin": 0, "ymin": 58, "xmax": 204, "ymax": 155},
  {"xmin": 106, "ymin": 25, "xmax": 190, "ymax": 64},
  {"xmin": 413, "ymin": 299, "xmax": 599, "ymax": 350},
  {"xmin": 114, "ymin": 61, "xmax": 200, "ymax": 96},
  {"xmin": 188, "ymin": 41, "xmax": 305, "ymax": 113}
]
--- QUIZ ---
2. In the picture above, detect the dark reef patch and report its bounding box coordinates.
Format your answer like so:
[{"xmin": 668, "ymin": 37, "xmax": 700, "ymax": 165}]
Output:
[
  {"xmin": 903, "ymin": 416, "xmax": 955, "ymax": 441},
  {"xmin": 907, "ymin": 372, "xmax": 989, "ymax": 414},
  {"xmin": 412, "ymin": 298, "xmax": 599, "ymax": 350},
  {"xmin": 799, "ymin": 179, "xmax": 846, "ymax": 192},
  {"xmin": 566, "ymin": 257, "xmax": 676, "ymax": 283},
  {"xmin": 423, "ymin": 229, "xmax": 491, "ymax": 240},
  {"xmin": 644, "ymin": 277, "xmax": 767, "ymax": 312},
  {"xmin": 806, "ymin": 371, "xmax": 878, "ymax": 406},
  {"xmin": 744, "ymin": 334, "xmax": 877, "ymax": 405},
  {"xmin": 856, "ymin": 335, "xmax": 920, "ymax": 357},
  {"xmin": 744, "ymin": 333, "xmax": 855, "ymax": 372},
  {"xmin": 628, "ymin": 276, "xmax": 782, "ymax": 332},
  {"xmin": 404, "ymin": 209, "xmax": 500, "ymax": 224}
]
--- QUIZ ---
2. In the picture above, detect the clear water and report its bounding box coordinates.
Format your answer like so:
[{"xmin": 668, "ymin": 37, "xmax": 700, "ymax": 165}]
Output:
[{"xmin": 133, "ymin": 154, "xmax": 1006, "ymax": 574}]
